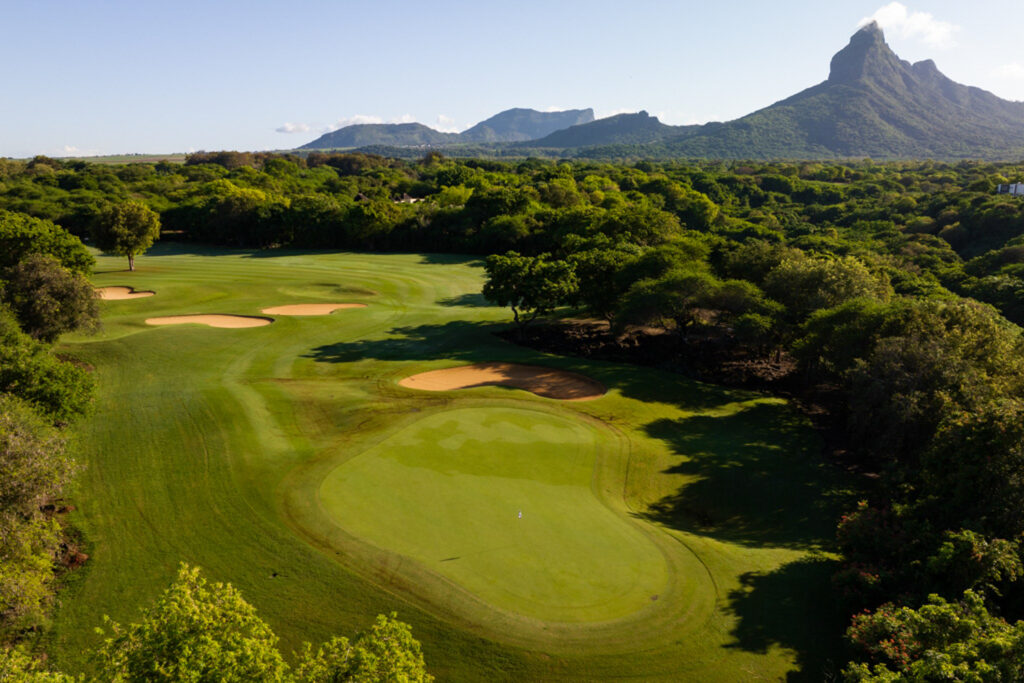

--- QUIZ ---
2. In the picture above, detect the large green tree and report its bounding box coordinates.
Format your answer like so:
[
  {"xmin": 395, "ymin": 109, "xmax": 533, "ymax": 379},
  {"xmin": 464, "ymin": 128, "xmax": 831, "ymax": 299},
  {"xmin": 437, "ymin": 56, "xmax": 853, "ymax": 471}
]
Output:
[
  {"xmin": 2, "ymin": 254, "xmax": 99, "ymax": 343},
  {"xmin": 92, "ymin": 201, "xmax": 161, "ymax": 271},
  {"xmin": 482, "ymin": 252, "xmax": 577, "ymax": 330}
]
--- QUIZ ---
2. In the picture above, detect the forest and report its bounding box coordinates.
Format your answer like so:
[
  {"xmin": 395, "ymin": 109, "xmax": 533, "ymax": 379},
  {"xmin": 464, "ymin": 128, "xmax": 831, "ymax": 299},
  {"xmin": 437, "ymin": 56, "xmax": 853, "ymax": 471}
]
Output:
[{"xmin": 3, "ymin": 150, "xmax": 1024, "ymax": 679}]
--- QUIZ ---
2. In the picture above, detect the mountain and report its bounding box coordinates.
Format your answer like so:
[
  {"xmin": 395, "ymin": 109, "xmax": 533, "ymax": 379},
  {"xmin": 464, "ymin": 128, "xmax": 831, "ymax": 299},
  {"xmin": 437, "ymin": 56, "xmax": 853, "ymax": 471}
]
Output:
[
  {"xmin": 459, "ymin": 108, "xmax": 594, "ymax": 142},
  {"xmin": 299, "ymin": 123, "xmax": 458, "ymax": 149},
  {"xmin": 523, "ymin": 111, "xmax": 697, "ymax": 148},
  {"xmin": 300, "ymin": 108, "xmax": 594, "ymax": 149},
  {"xmin": 660, "ymin": 22, "xmax": 1024, "ymax": 159}
]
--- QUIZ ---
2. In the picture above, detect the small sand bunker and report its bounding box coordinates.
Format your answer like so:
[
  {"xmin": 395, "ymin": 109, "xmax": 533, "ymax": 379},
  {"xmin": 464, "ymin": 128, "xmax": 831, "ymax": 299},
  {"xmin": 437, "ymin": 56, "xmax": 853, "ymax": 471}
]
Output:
[
  {"xmin": 145, "ymin": 315, "xmax": 272, "ymax": 329},
  {"xmin": 260, "ymin": 303, "xmax": 367, "ymax": 316},
  {"xmin": 95, "ymin": 286, "xmax": 155, "ymax": 300},
  {"xmin": 399, "ymin": 362, "xmax": 606, "ymax": 401}
]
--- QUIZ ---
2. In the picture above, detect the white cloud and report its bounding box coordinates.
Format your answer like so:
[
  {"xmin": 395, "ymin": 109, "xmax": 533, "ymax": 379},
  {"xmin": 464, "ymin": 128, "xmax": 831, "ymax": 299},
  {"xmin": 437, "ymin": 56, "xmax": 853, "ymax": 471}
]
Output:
[
  {"xmin": 859, "ymin": 3, "xmax": 958, "ymax": 48},
  {"xmin": 48, "ymin": 144, "xmax": 102, "ymax": 157},
  {"xmin": 434, "ymin": 114, "xmax": 462, "ymax": 133},
  {"xmin": 275, "ymin": 122, "xmax": 311, "ymax": 134},
  {"xmin": 325, "ymin": 114, "xmax": 383, "ymax": 132}
]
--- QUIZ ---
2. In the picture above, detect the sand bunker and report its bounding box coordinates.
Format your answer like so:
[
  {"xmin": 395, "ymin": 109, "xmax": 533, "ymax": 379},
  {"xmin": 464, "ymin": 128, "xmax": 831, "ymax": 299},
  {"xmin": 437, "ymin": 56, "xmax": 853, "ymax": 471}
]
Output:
[
  {"xmin": 95, "ymin": 286, "xmax": 155, "ymax": 300},
  {"xmin": 145, "ymin": 315, "xmax": 272, "ymax": 329},
  {"xmin": 399, "ymin": 362, "xmax": 606, "ymax": 401},
  {"xmin": 260, "ymin": 303, "xmax": 367, "ymax": 316}
]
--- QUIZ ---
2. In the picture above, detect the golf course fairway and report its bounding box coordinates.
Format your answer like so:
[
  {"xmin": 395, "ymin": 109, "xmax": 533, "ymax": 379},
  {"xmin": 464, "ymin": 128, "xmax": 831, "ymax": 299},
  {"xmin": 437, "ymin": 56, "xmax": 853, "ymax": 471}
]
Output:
[{"xmin": 50, "ymin": 244, "xmax": 846, "ymax": 680}]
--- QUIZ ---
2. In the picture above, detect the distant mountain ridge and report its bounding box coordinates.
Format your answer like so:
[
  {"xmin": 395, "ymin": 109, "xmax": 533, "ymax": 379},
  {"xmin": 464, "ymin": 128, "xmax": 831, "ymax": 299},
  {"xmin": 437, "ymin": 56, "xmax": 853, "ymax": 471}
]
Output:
[
  {"xmin": 522, "ymin": 111, "xmax": 696, "ymax": 148},
  {"xmin": 300, "ymin": 108, "xmax": 594, "ymax": 149},
  {"xmin": 298, "ymin": 25, "xmax": 1024, "ymax": 159},
  {"xmin": 460, "ymin": 108, "xmax": 594, "ymax": 142}
]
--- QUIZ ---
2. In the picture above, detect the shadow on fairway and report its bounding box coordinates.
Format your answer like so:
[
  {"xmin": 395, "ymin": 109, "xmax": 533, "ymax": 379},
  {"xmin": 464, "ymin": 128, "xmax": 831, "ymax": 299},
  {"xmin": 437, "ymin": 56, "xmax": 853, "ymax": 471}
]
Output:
[
  {"xmin": 437, "ymin": 293, "xmax": 495, "ymax": 308},
  {"xmin": 725, "ymin": 556, "xmax": 846, "ymax": 682},
  {"xmin": 304, "ymin": 321, "xmax": 737, "ymax": 412},
  {"xmin": 305, "ymin": 321, "xmax": 491, "ymax": 363},
  {"xmin": 417, "ymin": 253, "xmax": 485, "ymax": 267},
  {"xmin": 639, "ymin": 403, "xmax": 842, "ymax": 550}
]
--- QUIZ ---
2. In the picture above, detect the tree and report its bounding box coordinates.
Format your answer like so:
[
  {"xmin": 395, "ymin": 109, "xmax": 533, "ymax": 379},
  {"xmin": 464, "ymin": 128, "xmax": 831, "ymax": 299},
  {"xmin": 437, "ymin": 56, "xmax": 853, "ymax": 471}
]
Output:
[
  {"xmin": 0, "ymin": 306, "xmax": 94, "ymax": 423},
  {"xmin": 2, "ymin": 254, "xmax": 99, "ymax": 342},
  {"xmin": 92, "ymin": 200, "xmax": 161, "ymax": 271},
  {"xmin": 843, "ymin": 591, "xmax": 1024, "ymax": 681},
  {"xmin": 95, "ymin": 564, "xmax": 432, "ymax": 682},
  {"xmin": 0, "ymin": 210, "xmax": 94, "ymax": 274},
  {"xmin": 0, "ymin": 396, "xmax": 75, "ymax": 631},
  {"xmin": 764, "ymin": 255, "xmax": 893, "ymax": 323},
  {"xmin": 567, "ymin": 244, "xmax": 641, "ymax": 321},
  {"xmin": 615, "ymin": 267, "xmax": 719, "ymax": 334},
  {"xmin": 482, "ymin": 252, "xmax": 577, "ymax": 330},
  {"xmin": 292, "ymin": 613, "xmax": 433, "ymax": 683},
  {"xmin": 0, "ymin": 646, "xmax": 76, "ymax": 682},
  {"xmin": 96, "ymin": 564, "xmax": 289, "ymax": 682}
]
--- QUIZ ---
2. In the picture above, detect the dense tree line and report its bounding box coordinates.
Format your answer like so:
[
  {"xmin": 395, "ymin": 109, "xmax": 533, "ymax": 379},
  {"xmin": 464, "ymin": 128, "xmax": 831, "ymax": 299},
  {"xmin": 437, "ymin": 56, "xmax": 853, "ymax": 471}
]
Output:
[
  {"xmin": 0, "ymin": 211, "xmax": 95, "ymax": 647},
  {"xmin": 5, "ymin": 152, "xmax": 1024, "ymax": 677}
]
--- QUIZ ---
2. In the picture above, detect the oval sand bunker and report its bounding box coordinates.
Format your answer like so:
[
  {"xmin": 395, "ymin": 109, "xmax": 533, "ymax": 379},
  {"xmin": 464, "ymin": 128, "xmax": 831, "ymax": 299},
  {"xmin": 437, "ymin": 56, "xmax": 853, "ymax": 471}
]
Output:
[
  {"xmin": 95, "ymin": 286, "xmax": 155, "ymax": 300},
  {"xmin": 145, "ymin": 315, "xmax": 272, "ymax": 329},
  {"xmin": 261, "ymin": 303, "xmax": 367, "ymax": 316},
  {"xmin": 399, "ymin": 362, "xmax": 606, "ymax": 401}
]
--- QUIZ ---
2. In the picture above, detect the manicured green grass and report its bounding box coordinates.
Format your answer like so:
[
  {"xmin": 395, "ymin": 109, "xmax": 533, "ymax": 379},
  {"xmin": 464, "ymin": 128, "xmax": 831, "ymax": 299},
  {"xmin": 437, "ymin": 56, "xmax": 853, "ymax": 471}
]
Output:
[
  {"xmin": 320, "ymin": 407, "xmax": 667, "ymax": 623},
  {"xmin": 48, "ymin": 244, "xmax": 849, "ymax": 680}
]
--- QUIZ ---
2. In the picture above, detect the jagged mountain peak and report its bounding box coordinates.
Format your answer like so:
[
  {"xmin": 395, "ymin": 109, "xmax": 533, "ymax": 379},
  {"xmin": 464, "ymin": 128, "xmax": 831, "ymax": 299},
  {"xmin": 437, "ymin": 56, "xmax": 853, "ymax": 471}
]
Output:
[{"xmin": 828, "ymin": 22, "xmax": 901, "ymax": 85}]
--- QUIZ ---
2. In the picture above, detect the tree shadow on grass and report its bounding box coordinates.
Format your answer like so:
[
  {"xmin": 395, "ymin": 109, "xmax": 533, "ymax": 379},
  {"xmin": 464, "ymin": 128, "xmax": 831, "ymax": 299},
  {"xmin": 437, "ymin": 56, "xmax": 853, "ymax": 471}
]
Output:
[
  {"xmin": 416, "ymin": 253, "xmax": 484, "ymax": 267},
  {"xmin": 640, "ymin": 402, "xmax": 845, "ymax": 550},
  {"xmin": 304, "ymin": 321, "xmax": 741, "ymax": 412},
  {"xmin": 304, "ymin": 321, "xmax": 504, "ymax": 365},
  {"xmin": 725, "ymin": 557, "xmax": 847, "ymax": 682},
  {"xmin": 437, "ymin": 292, "xmax": 495, "ymax": 308}
]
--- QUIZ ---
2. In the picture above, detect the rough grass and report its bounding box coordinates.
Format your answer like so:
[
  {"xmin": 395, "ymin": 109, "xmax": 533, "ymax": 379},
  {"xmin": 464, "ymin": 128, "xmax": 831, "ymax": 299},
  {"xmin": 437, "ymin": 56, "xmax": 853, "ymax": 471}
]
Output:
[{"xmin": 47, "ymin": 243, "xmax": 850, "ymax": 680}]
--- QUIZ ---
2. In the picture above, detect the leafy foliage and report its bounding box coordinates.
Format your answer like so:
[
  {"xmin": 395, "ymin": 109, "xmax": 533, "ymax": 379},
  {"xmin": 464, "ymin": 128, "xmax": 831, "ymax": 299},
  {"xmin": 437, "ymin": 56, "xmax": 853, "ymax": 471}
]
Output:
[
  {"xmin": 91, "ymin": 201, "xmax": 160, "ymax": 271},
  {"xmin": 2, "ymin": 254, "xmax": 99, "ymax": 342}
]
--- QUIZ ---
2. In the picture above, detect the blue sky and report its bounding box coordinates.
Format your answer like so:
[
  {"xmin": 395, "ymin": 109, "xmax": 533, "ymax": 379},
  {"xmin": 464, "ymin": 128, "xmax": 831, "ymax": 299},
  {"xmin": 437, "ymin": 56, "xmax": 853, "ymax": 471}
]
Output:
[{"xmin": 2, "ymin": 0, "xmax": 1022, "ymax": 157}]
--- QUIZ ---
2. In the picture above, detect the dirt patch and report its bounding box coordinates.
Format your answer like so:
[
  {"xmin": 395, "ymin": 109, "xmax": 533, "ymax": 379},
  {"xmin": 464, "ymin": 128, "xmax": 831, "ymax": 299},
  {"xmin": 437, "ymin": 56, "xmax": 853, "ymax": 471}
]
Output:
[
  {"xmin": 260, "ymin": 303, "xmax": 367, "ymax": 316},
  {"xmin": 145, "ymin": 315, "xmax": 272, "ymax": 328},
  {"xmin": 399, "ymin": 362, "xmax": 606, "ymax": 401},
  {"xmin": 95, "ymin": 286, "xmax": 155, "ymax": 300}
]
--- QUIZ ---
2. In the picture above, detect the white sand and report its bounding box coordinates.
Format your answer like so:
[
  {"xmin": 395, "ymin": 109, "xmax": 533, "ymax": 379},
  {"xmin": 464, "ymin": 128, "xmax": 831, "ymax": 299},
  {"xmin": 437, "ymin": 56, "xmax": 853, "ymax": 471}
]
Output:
[
  {"xmin": 95, "ymin": 286, "xmax": 155, "ymax": 300},
  {"xmin": 260, "ymin": 303, "xmax": 367, "ymax": 316},
  {"xmin": 145, "ymin": 315, "xmax": 272, "ymax": 329}
]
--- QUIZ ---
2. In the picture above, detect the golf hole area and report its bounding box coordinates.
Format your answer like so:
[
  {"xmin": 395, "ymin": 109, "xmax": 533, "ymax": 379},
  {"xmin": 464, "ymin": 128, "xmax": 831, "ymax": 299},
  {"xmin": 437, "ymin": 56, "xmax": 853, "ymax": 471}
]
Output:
[
  {"xmin": 399, "ymin": 362, "xmax": 606, "ymax": 401},
  {"xmin": 319, "ymin": 407, "xmax": 667, "ymax": 623}
]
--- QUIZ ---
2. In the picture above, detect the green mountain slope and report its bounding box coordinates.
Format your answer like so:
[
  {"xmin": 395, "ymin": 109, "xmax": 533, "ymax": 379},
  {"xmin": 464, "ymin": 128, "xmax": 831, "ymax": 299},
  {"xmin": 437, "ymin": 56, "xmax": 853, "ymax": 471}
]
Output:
[
  {"xmin": 298, "ymin": 123, "xmax": 458, "ymax": 149},
  {"xmin": 459, "ymin": 108, "xmax": 594, "ymax": 142},
  {"xmin": 663, "ymin": 22, "xmax": 1024, "ymax": 159},
  {"xmin": 521, "ymin": 111, "xmax": 696, "ymax": 148}
]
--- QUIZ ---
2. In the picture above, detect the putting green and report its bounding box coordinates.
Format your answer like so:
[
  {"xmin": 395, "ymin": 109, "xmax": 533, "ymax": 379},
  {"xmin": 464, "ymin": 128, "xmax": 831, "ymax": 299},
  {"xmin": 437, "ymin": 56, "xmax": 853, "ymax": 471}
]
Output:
[{"xmin": 320, "ymin": 407, "xmax": 667, "ymax": 622}]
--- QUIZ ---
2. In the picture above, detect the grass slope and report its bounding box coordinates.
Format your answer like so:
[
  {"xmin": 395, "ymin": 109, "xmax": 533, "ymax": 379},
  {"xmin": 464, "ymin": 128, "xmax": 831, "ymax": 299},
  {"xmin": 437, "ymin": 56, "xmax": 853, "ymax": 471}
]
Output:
[{"xmin": 48, "ymin": 244, "xmax": 850, "ymax": 680}]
